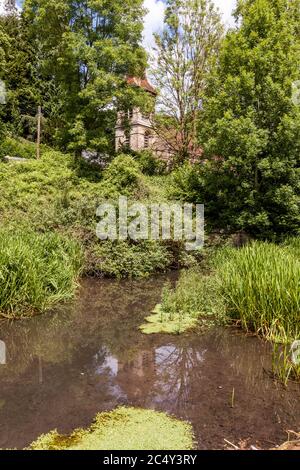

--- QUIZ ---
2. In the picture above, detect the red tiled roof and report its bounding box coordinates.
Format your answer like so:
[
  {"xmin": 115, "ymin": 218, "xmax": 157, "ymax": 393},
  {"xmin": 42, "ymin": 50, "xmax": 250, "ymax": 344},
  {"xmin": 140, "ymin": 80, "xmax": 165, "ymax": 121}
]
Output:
[{"xmin": 126, "ymin": 76, "xmax": 157, "ymax": 95}]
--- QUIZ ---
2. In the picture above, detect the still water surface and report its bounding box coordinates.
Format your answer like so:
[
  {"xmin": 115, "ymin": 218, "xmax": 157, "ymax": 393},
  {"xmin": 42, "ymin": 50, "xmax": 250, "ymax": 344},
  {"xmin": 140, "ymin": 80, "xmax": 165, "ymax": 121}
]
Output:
[{"xmin": 0, "ymin": 275, "xmax": 299, "ymax": 449}]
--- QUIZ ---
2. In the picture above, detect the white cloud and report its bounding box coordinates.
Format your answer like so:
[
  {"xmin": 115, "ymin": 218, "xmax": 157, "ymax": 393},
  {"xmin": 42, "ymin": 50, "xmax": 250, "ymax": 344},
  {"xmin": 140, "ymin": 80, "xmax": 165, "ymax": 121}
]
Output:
[
  {"xmin": 143, "ymin": 0, "xmax": 237, "ymax": 50},
  {"xmin": 213, "ymin": 0, "xmax": 237, "ymax": 27},
  {"xmin": 143, "ymin": 0, "xmax": 165, "ymax": 50}
]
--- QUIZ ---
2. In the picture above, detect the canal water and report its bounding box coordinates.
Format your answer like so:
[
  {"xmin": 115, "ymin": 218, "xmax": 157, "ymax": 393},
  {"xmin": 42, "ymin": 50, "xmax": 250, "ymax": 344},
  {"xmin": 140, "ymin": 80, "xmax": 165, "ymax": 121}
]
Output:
[{"xmin": 0, "ymin": 275, "xmax": 299, "ymax": 449}]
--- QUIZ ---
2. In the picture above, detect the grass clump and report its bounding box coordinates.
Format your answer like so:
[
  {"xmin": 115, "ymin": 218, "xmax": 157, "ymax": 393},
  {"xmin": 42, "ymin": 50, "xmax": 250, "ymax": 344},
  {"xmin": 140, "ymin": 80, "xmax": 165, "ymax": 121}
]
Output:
[
  {"xmin": 213, "ymin": 240, "xmax": 300, "ymax": 383},
  {"xmin": 216, "ymin": 241, "xmax": 300, "ymax": 340},
  {"xmin": 0, "ymin": 228, "xmax": 83, "ymax": 318},
  {"xmin": 103, "ymin": 154, "xmax": 141, "ymax": 190},
  {"xmin": 140, "ymin": 270, "xmax": 224, "ymax": 335},
  {"xmin": 28, "ymin": 407, "xmax": 195, "ymax": 450}
]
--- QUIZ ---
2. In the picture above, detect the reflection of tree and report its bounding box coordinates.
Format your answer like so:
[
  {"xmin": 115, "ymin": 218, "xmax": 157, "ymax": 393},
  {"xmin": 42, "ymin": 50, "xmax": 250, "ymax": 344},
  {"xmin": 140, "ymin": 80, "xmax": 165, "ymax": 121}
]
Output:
[
  {"xmin": 114, "ymin": 336, "xmax": 207, "ymax": 415},
  {"xmin": 117, "ymin": 349, "xmax": 156, "ymax": 402},
  {"xmin": 0, "ymin": 275, "xmax": 169, "ymax": 382},
  {"xmin": 0, "ymin": 274, "xmax": 171, "ymax": 449},
  {"xmin": 153, "ymin": 342, "xmax": 206, "ymax": 415}
]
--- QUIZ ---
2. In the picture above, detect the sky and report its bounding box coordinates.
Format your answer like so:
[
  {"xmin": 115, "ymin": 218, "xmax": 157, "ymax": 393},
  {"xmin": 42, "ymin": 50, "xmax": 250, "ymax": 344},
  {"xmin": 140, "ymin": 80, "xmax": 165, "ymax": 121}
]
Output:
[
  {"xmin": 143, "ymin": 0, "xmax": 237, "ymax": 49},
  {"xmin": 0, "ymin": 0, "xmax": 237, "ymax": 50},
  {"xmin": 0, "ymin": 0, "xmax": 22, "ymax": 14}
]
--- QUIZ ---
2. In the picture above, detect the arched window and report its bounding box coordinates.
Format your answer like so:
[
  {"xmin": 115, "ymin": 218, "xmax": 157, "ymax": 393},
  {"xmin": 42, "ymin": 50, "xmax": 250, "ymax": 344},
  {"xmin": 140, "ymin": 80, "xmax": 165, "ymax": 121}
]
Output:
[
  {"xmin": 144, "ymin": 131, "xmax": 151, "ymax": 149},
  {"xmin": 125, "ymin": 134, "xmax": 130, "ymax": 147}
]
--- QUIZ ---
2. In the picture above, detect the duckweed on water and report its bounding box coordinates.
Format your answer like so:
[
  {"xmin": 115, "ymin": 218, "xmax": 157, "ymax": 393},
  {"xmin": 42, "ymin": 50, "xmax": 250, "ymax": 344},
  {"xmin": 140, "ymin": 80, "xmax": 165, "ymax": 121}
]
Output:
[
  {"xmin": 140, "ymin": 304, "xmax": 199, "ymax": 335},
  {"xmin": 28, "ymin": 407, "xmax": 195, "ymax": 450},
  {"xmin": 140, "ymin": 270, "xmax": 224, "ymax": 335}
]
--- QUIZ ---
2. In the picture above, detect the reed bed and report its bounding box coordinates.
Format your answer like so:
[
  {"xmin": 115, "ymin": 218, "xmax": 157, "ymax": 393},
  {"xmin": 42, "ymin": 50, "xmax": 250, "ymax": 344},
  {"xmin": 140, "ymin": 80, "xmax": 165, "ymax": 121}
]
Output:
[
  {"xmin": 0, "ymin": 228, "xmax": 83, "ymax": 318},
  {"xmin": 216, "ymin": 241, "xmax": 300, "ymax": 341}
]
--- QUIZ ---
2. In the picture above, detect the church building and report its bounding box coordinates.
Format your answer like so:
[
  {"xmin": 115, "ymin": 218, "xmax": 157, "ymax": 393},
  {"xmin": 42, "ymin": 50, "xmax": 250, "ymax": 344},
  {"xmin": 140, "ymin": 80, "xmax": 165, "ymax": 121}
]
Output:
[{"xmin": 115, "ymin": 76, "xmax": 173, "ymax": 161}]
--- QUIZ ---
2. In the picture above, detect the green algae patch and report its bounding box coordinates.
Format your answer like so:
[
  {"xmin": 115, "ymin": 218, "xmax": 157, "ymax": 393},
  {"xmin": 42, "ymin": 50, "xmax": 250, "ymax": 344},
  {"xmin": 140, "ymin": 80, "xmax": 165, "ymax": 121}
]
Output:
[
  {"xmin": 140, "ymin": 304, "xmax": 199, "ymax": 335},
  {"xmin": 139, "ymin": 270, "xmax": 223, "ymax": 335},
  {"xmin": 28, "ymin": 407, "xmax": 195, "ymax": 450}
]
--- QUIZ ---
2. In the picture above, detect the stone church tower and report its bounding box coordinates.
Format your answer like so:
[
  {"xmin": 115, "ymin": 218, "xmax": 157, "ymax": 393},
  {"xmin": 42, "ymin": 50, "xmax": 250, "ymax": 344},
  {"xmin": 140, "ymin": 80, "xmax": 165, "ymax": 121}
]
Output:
[
  {"xmin": 115, "ymin": 77, "xmax": 173, "ymax": 161},
  {"xmin": 115, "ymin": 77, "xmax": 157, "ymax": 153}
]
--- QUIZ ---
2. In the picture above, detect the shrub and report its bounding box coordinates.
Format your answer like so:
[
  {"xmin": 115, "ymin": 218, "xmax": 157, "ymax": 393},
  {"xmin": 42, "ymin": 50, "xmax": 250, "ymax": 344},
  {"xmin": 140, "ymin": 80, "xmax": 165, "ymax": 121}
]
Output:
[
  {"xmin": 168, "ymin": 163, "xmax": 204, "ymax": 202},
  {"xmin": 0, "ymin": 228, "xmax": 83, "ymax": 317},
  {"xmin": 0, "ymin": 136, "xmax": 37, "ymax": 159},
  {"xmin": 132, "ymin": 150, "xmax": 166, "ymax": 175},
  {"xmin": 103, "ymin": 154, "xmax": 141, "ymax": 190},
  {"xmin": 89, "ymin": 240, "xmax": 172, "ymax": 279}
]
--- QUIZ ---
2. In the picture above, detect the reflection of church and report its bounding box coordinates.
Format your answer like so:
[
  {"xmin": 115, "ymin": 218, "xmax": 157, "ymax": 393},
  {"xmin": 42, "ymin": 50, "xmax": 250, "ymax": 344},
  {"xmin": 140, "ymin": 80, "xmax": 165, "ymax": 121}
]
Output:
[{"xmin": 116, "ymin": 348, "xmax": 157, "ymax": 401}]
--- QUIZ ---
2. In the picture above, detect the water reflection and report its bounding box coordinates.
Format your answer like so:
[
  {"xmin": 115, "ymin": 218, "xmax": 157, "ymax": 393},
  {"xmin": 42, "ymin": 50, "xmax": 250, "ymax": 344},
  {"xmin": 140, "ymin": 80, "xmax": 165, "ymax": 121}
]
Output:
[{"xmin": 0, "ymin": 276, "xmax": 299, "ymax": 450}]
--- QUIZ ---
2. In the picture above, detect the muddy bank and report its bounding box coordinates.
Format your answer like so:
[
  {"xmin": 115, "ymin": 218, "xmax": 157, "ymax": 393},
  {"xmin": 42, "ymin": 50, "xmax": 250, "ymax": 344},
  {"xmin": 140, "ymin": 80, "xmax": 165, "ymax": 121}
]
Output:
[{"xmin": 0, "ymin": 276, "xmax": 299, "ymax": 450}]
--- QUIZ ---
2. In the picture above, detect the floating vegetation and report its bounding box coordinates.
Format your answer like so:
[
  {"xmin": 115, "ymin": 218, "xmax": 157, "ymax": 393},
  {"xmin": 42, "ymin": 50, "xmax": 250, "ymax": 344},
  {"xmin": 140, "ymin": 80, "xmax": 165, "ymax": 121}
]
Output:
[
  {"xmin": 140, "ymin": 304, "xmax": 199, "ymax": 335},
  {"xmin": 28, "ymin": 407, "xmax": 195, "ymax": 450},
  {"xmin": 140, "ymin": 270, "xmax": 224, "ymax": 335}
]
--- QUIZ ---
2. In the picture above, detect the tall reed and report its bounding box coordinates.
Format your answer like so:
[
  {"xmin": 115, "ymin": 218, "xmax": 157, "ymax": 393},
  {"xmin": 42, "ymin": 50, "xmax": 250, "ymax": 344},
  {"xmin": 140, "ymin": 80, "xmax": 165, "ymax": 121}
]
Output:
[
  {"xmin": 216, "ymin": 241, "xmax": 300, "ymax": 341},
  {"xmin": 0, "ymin": 228, "xmax": 83, "ymax": 317}
]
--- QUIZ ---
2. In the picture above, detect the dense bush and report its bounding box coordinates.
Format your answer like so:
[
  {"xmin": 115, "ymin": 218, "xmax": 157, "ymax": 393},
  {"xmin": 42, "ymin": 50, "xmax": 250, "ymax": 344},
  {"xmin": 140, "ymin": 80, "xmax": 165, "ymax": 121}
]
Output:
[
  {"xmin": 132, "ymin": 150, "xmax": 166, "ymax": 176},
  {"xmin": 0, "ymin": 136, "xmax": 37, "ymax": 159},
  {"xmin": 0, "ymin": 228, "xmax": 83, "ymax": 317},
  {"xmin": 103, "ymin": 154, "xmax": 141, "ymax": 190},
  {"xmin": 89, "ymin": 240, "xmax": 172, "ymax": 279},
  {"xmin": 0, "ymin": 149, "xmax": 181, "ymax": 283}
]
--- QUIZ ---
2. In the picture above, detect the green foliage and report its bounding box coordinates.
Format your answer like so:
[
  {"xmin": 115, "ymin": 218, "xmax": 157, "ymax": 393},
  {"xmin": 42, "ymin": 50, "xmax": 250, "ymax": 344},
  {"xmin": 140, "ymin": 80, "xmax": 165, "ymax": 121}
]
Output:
[
  {"xmin": 103, "ymin": 154, "xmax": 141, "ymax": 190},
  {"xmin": 131, "ymin": 150, "xmax": 166, "ymax": 175},
  {"xmin": 0, "ymin": 148, "xmax": 183, "ymax": 281},
  {"xmin": 0, "ymin": 227, "xmax": 83, "ymax": 318},
  {"xmin": 140, "ymin": 269, "xmax": 224, "ymax": 334},
  {"xmin": 168, "ymin": 162, "xmax": 204, "ymax": 202},
  {"xmin": 89, "ymin": 240, "xmax": 172, "ymax": 279},
  {"xmin": 214, "ymin": 239, "xmax": 300, "ymax": 383},
  {"xmin": 199, "ymin": 0, "xmax": 300, "ymax": 237},
  {"xmin": 152, "ymin": 0, "xmax": 223, "ymax": 162},
  {"xmin": 0, "ymin": 13, "xmax": 41, "ymax": 138},
  {"xmin": 23, "ymin": 0, "xmax": 148, "ymax": 153},
  {"xmin": 28, "ymin": 407, "xmax": 195, "ymax": 450},
  {"xmin": 215, "ymin": 241, "xmax": 300, "ymax": 340},
  {"xmin": 0, "ymin": 136, "xmax": 37, "ymax": 159}
]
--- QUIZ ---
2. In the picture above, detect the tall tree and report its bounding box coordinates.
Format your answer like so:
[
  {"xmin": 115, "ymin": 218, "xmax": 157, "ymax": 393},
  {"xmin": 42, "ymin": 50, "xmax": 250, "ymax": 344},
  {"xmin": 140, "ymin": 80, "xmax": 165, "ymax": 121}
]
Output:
[
  {"xmin": 0, "ymin": 11, "xmax": 40, "ymax": 138},
  {"xmin": 151, "ymin": 0, "xmax": 223, "ymax": 164},
  {"xmin": 23, "ymin": 0, "xmax": 148, "ymax": 154},
  {"xmin": 199, "ymin": 0, "xmax": 300, "ymax": 237}
]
